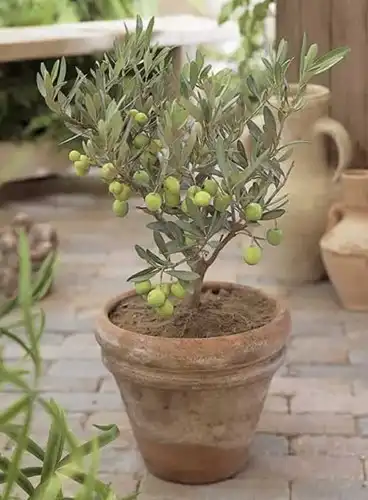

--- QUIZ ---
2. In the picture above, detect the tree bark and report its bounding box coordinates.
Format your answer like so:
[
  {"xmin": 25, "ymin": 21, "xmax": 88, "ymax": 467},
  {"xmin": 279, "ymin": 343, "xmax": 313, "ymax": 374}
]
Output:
[{"xmin": 187, "ymin": 259, "xmax": 207, "ymax": 309}]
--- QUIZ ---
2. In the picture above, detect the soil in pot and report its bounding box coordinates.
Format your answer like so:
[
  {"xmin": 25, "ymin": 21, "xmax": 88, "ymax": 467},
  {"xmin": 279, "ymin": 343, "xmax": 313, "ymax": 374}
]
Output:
[{"xmin": 109, "ymin": 286, "xmax": 277, "ymax": 338}]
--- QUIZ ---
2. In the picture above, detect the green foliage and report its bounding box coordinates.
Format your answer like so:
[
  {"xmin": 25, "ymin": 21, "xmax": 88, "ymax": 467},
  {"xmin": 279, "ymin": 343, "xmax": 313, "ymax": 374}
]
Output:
[
  {"xmin": 0, "ymin": 1, "xmax": 151, "ymax": 142},
  {"xmin": 218, "ymin": 0, "xmax": 274, "ymax": 75},
  {"xmin": 38, "ymin": 17, "xmax": 349, "ymax": 311},
  {"xmin": 0, "ymin": 0, "xmax": 136, "ymax": 27},
  {"xmin": 216, "ymin": 0, "xmax": 275, "ymax": 112},
  {"xmin": 0, "ymin": 233, "xmax": 133, "ymax": 499},
  {"xmin": 0, "ymin": 0, "xmax": 78, "ymax": 27}
]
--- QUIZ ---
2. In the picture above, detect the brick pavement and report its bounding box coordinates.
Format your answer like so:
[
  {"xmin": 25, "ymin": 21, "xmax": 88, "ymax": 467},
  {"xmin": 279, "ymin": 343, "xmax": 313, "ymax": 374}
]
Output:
[{"xmin": 1, "ymin": 180, "xmax": 367, "ymax": 499}]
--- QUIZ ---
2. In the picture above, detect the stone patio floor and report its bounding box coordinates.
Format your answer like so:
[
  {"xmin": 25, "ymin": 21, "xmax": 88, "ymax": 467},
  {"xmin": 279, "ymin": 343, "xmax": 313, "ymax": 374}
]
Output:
[{"xmin": 1, "ymin": 178, "xmax": 367, "ymax": 499}]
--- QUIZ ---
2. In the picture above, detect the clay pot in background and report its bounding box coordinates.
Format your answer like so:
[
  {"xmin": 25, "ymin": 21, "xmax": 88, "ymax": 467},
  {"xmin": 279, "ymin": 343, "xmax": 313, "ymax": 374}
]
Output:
[
  {"xmin": 320, "ymin": 170, "xmax": 368, "ymax": 310},
  {"xmin": 242, "ymin": 84, "xmax": 352, "ymax": 285},
  {"xmin": 96, "ymin": 282, "xmax": 291, "ymax": 485}
]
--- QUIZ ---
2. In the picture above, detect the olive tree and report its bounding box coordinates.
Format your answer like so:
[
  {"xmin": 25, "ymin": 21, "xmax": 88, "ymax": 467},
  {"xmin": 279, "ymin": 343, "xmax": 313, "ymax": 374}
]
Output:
[{"xmin": 37, "ymin": 18, "xmax": 348, "ymax": 315}]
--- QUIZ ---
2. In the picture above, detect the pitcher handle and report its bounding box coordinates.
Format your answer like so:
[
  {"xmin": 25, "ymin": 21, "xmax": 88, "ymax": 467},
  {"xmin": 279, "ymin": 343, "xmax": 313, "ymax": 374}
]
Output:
[
  {"xmin": 326, "ymin": 202, "xmax": 345, "ymax": 233},
  {"xmin": 313, "ymin": 117, "xmax": 352, "ymax": 183}
]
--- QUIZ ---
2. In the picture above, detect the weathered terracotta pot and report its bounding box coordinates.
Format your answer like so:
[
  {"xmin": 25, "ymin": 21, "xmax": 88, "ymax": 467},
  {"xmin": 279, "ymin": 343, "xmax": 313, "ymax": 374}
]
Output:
[
  {"xmin": 95, "ymin": 282, "xmax": 291, "ymax": 485},
  {"xmin": 320, "ymin": 169, "xmax": 368, "ymax": 310}
]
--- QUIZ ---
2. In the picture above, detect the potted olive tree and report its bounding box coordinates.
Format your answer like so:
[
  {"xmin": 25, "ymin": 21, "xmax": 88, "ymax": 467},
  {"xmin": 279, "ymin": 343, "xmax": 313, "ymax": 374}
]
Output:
[{"xmin": 38, "ymin": 18, "xmax": 348, "ymax": 485}]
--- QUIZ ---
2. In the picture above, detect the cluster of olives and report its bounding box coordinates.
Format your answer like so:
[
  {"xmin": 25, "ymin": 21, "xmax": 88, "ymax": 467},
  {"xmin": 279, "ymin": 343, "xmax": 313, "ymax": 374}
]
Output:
[
  {"xmin": 134, "ymin": 279, "xmax": 187, "ymax": 317},
  {"xmin": 99, "ymin": 162, "xmax": 132, "ymax": 217},
  {"xmin": 142, "ymin": 176, "xmax": 232, "ymax": 215},
  {"xmin": 243, "ymin": 226, "xmax": 283, "ymax": 265},
  {"xmin": 129, "ymin": 109, "xmax": 163, "ymax": 168},
  {"xmin": 68, "ymin": 150, "xmax": 90, "ymax": 176},
  {"xmin": 143, "ymin": 175, "xmax": 181, "ymax": 213}
]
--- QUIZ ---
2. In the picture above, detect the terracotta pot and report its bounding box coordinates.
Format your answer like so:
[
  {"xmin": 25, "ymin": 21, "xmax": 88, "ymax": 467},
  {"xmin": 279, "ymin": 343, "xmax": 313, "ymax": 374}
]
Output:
[
  {"xmin": 95, "ymin": 282, "xmax": 291, "ymax": 484},
  {"xmin": 320, "ymin": 169, "xmax": 368, "ymax": 310},
  {"xmin": 242, "ymin": 84, "xmax": 352, "ymax": 285}
]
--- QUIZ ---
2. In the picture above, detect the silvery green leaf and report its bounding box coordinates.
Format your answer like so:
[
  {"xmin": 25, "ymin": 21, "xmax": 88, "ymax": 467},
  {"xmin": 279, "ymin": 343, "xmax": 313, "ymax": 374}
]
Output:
[
  {"xmin": 247, "ymin": 119, "xmax": 263, "ymax": 141},
  {"xmin": 57, "ymin": 57, "xmax": 67, "ymax": 86},
  {"xmin": 190, "ymin": 61, "xmax": 199, "ymax": 88},
  {"xmin": 200, "ymin": 97, "xmax": 212, "ymax": 122},
  {"xmin": 216, "ymin": 138, "xmax": 231, "ymax": 180},
  {"xmin": 153, "ymin": 231, "xmax": 168, "ymax": 257},
  {"xmin": 174, "ymin": 220, "xmax": 202, "ymax": 237},
  {"xmin": 237, "ymin": 140, "xmax": 247, "ymax": 158},
  {"xmin": 310, "ymin": 47, "xmax": 350, "ymax": 75},
  {"xmin": 40, "ymin": 62, "xmax": 47, "ymax": 77},
  {"xmin": 147, "ymin": 221, "xmax": 168, "ymax": 234},
  {"xmin": 299, "ymin": 33, "xmax": 308, "ymax": 78},
  {"xmin": 146, "ymin": 250, "xmax": 167, "ymax": 266},
  {"xmin": 304, "ymin": 43, "xmax": 318, "ymax": 71},
  {"xmin": 166, "ymin": 222, "xmax": 185, "ymax": 241},
  {"xmin": 261, "ymin": 208, "xmax": 285, "ymax": 220},
  {"xmin": 186, "ymin": 197, "xmax": 206, "ymax": 232},
  {"xmin": 218, "ymin": 0, "xmax": 233, "ymax": 24},
  {"xmin": 276, "ymin": 39, "xmax": 288, "ymax": 64},
  {"xmin": 195, "ymin": 50, "xmax": 204, "ymax": 70},
  {"xmin": 180, "ymin": 98, "xmax": 203, "ymax": 122},
  {"xmin": 263, "ymin": 105, "xmax": 277, "ymax": 136},
  {"xmin": 167, "ymin": 270, "xmax": 200, "ymax": 282},
  {"xmin": 85, "ymin": 95, "xmax": 97, "ymax": 122},
  {"xmin": 166, "ymin": 241, "xmax": 186, "ymax": 255},
  {"xmin": 50, "ymin": 60, "xmax": 60, "ymax": 83},
  {"xmin": 36, "ymin": 74, "xmax": 46, "ymax": 98},
  {"xmin": 135, "ymin": 244, "xmax": 148, "ymax": 261},
  {"xmin": 128, "ymin": 267, "xmax": 158, "ymax": 282},
  {"xmin": 109, "ymin": 112, "xmax": 123, "ymax": 146},
  {"xmin": 246, "ymin": 73, "xmax": 259, "ymax": 95},
  {"xmin": 43, "ymin": 73, "xmax": 54, "ymax": 98}
]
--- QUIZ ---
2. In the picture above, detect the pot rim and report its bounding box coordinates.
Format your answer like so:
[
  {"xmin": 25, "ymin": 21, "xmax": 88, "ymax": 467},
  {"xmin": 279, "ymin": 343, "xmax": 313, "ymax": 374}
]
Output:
[
  {"xmin": 95, "ymin": 282, "xmax": 291, "ymax": 371},
  {"xmin": 97, "ymin": 281, "xmax": 286, "ymax": 344}
]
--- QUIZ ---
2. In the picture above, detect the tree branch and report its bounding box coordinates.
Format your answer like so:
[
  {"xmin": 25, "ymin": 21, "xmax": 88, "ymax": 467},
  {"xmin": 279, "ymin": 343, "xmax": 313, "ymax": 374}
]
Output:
[{"xmin": 204, "ymin": 222, "xmax": 247, "ymax": 269}]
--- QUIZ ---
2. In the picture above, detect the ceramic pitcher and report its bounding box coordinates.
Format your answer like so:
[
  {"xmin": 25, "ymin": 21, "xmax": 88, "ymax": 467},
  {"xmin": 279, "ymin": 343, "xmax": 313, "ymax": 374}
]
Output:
[
  {"xmin": 242, "ymin": 84, "xmax": 352, "ymax": 285},
  {"xmin": 320, "ymin": 170, "xmax": 368, "ymax": 311}
]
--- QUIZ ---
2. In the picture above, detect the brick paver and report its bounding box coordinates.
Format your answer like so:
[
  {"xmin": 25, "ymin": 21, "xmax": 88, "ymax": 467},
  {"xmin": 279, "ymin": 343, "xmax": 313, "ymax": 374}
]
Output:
[
  {"xmin": 291, "ymin": 480, "xmax": 368, "ymax": 500},
  {"xmin": 1, "ymin": 180, "xmax": 368, "ymax": 499}
]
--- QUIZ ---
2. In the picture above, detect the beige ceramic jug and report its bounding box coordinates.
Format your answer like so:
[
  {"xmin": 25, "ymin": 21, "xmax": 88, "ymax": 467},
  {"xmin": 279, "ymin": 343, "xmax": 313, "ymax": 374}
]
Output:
[
  {"xmin": 320, "ymin": 170, "xmax": 368, "ymax": 311},
  {"xmin": 242, "ymin": 84, "xmax": 352, "ymax": 285}
]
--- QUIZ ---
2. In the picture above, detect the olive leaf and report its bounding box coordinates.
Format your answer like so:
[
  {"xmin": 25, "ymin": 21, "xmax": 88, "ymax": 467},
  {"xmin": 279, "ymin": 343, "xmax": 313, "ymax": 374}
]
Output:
[
  {"xmin": 127, "ymin": 267, "xmax": 159, "ymax": 283},
  {"xmin": 167, "ymin": 270, "xmax": 200, "ymax": 282},
  {"xmin": 261, "ymin": 209, "xmax": 286, "ymax": 220}
]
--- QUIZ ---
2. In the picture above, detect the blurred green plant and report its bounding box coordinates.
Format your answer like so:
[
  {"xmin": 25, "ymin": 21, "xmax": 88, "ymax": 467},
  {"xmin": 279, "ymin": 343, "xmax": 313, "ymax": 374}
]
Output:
[
  {"xmin": 0, "ymin": 0, "xmax": 139, "ymax": 27},
  {"xmin": 215, "ymin": 0, "xmax": 275, "ymax": 113},
  {"xmin": 0, "ymin": 0, "xmax": 79, "ymax": 27},
  {"xmin": 218, "ymin": 0, "xmax": 274, "ymax": 76},
  {"xmin": 0, "ymin": 0, "xmax": 155, "ymax": 144},
  {"xmin": 192, "ymin": 0, "xmax": 274, "ymax": 113},
  {"xmin": 0, "ymin": 232, "xmax": 134, "ymax": 499}
]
